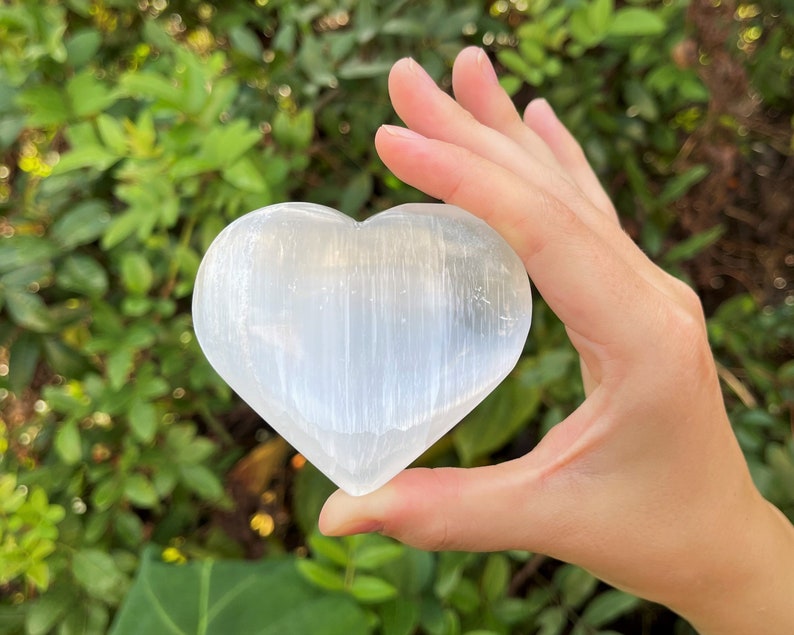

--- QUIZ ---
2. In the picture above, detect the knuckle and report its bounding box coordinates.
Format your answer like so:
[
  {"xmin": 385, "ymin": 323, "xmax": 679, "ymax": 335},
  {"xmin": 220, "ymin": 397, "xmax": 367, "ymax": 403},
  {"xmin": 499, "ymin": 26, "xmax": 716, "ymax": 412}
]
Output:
[
  {"xmin": 666, "ymin": 300, "xmax": 704, "ymax": 343},
  {"xmin": 441, "ymin": 166, "xmax": 468, "ymax": 204},
  {"xmin": 661, "ymin": 295, "xmax": 713, "ymax": 372},
  {"xmin": 511, "ymin": 189, "xmax": 575, "ymax": 261}
]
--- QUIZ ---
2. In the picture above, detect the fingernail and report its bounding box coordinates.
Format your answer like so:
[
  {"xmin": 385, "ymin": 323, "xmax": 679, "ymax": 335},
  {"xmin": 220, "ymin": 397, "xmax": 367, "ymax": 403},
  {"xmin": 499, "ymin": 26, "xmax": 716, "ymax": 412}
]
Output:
[
  {"xmin": 477, "ymin": 49, "xmax": 499, "ymax": 85},
  {"xmin": 407, "ymin": 57, "xmax": 436, "ymax": 86},
  {"xmin": 530, "ymin": 97, "xmax": 555, "ymax": 117},
  {"xmin": 325, "ymin": 518, "xmax": 383, "ymax": 537},
  {"xmin": 380, "ymin": 124, "xmax": 426, "ymax": 140},
  {"xmin": 347, "ymin": 519, "xmax": 384, "ymax": 535}
]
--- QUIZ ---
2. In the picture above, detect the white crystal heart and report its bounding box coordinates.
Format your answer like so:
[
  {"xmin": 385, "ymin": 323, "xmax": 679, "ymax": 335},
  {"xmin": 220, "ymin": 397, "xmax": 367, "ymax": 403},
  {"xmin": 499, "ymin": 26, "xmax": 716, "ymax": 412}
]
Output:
[{"xmin": 192, "ymin": 203, "xmax": 532, "ymax": 495}]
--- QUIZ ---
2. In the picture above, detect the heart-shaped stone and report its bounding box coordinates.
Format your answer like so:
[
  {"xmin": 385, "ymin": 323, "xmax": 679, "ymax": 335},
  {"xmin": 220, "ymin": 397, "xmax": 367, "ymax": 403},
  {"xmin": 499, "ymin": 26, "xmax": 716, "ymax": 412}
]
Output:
[{"xmin": 193, "ymin": 203, "xmax": 531, "ymax": 495}]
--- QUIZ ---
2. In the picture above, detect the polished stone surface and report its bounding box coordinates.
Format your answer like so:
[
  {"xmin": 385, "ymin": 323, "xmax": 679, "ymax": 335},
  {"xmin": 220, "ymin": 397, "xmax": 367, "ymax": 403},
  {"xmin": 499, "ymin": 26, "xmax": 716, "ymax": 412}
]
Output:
[{"xmin": 193, "ymin": 203, "xmax": 532, "ymax": 495}]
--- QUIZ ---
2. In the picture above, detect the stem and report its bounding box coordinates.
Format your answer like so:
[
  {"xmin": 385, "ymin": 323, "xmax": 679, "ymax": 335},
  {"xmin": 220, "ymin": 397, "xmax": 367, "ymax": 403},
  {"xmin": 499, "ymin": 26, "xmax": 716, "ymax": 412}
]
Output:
[
  {"xmin": 161, "ymin": 214, "xmax": 197, "ymax": 299},
  {"xmin": 198, "ymin": 402, "xmax": 235, "ymax": 448},
  {"xmin": 343, "ymin": 556, "xmax": 356, "ymax": 591}
]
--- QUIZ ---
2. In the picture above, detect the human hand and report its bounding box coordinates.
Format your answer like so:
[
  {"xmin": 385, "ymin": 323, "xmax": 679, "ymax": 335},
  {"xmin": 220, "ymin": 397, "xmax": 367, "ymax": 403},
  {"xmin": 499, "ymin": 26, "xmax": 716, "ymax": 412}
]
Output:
[{"xmin": 319, "ymin": 47, "xmax": 794, "ymax": 633}]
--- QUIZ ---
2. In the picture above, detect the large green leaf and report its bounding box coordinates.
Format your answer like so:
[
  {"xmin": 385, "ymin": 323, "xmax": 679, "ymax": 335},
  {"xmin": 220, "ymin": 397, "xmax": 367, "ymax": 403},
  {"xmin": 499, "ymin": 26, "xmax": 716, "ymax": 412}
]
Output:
[{"xmin": 109, "ymin": 548, "xmax": 372, "ymax": 635}]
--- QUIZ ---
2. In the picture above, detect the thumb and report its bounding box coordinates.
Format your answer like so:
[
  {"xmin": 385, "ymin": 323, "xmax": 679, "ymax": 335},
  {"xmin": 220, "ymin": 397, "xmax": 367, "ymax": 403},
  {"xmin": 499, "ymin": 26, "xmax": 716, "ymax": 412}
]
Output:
[
  {"xmin": 319, "ymin": 464, "xmax": 530, "ymax": 551},
  {"xmin": 318, "ymin": 405, "xmax": 599, "ymax": 552}
]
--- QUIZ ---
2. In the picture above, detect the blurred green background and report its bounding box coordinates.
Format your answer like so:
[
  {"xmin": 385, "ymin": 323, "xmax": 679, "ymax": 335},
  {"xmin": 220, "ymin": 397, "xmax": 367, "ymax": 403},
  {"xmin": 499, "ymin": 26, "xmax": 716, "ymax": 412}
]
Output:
[{"xmin": 1, "ymin": 0, "xmax": 792, "ymax": 633}]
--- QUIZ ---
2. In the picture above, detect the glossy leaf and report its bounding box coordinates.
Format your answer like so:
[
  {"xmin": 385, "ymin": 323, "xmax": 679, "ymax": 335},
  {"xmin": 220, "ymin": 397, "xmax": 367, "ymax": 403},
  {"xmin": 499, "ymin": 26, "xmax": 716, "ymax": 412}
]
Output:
[
  {"xmin": 111, "ymin": 549, "xmax": 371, "ymax": 635},
  {"xmin": 580, "ymin": 589, "xmax": 641, "ymax": 627}
]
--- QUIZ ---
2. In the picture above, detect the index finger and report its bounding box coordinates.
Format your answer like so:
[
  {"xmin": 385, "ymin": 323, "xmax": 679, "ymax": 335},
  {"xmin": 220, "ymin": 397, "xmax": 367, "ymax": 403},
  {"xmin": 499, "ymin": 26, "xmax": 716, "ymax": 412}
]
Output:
[{"xmin": 375, "ymin": 125, "xmax": 665, "ymax": 363}]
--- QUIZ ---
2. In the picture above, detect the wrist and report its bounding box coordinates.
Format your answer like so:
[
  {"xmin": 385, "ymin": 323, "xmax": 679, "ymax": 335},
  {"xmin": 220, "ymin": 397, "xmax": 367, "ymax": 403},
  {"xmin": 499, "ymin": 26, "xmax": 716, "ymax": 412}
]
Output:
[{"xmin": 671, "ymin": 493, "xmax": 794, "ymax": 634}]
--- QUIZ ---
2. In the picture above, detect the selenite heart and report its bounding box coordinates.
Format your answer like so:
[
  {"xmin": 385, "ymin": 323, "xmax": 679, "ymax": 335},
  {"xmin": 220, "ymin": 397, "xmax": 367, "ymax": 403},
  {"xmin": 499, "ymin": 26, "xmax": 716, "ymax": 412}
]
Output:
[{"xmin": 192, "ymin": 202, "xmax": 532, "ymax": 495}]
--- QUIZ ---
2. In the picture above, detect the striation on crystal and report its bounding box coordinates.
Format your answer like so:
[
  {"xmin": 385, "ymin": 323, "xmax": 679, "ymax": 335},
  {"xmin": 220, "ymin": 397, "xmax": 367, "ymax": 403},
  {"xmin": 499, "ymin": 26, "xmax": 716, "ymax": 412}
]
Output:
[{"xmin": 192, "ymin": 202, "xmax": 532, "ymax": 495}]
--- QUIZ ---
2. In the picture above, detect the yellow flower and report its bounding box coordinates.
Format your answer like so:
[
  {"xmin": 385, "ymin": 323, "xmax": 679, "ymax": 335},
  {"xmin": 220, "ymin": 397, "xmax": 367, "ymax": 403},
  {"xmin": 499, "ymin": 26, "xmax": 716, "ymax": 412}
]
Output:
[{"xmin": 161, "ymin": 546, "xmax": 187, "ymax": 564}]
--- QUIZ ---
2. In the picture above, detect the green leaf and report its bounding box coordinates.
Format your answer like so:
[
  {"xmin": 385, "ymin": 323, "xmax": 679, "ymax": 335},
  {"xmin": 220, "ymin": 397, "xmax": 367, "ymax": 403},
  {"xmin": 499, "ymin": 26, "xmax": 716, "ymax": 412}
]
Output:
[
  {"xmin": 128, "ymin": 399, "xmax": 158, "ymax": 443},
  {"xmin": 221, "ymin": 157, "xmax": 266, "ymax": 193},
  {"xmin": 380, "ymin": 599, "xmax": 419, "ymax": 635},
  {"xmin": 198, "ymin": 77, "xmax": 239, "ymax": 128},
  {"xmin": 607, "ymin": 8, "xmax": 666, "ymax": 37},
  {"xmin": 448, "ymin": 576, "xmax": 480, "ymax": 614},
  {"xmin": 1, "ymin": 261, "xmax": 50, "ymax": 289},
  {"xmin": 119, "ymin": 71, "xmax": 182, "ymax": 108},
  {"xmin": 91, "ymin": 477, "xmax": 123, "ymax": 512},
  {"xmin": 556, "ymin": 564, "xmax": 597, "ymax": 609},
  {"xmin": 25, "ymin": 586, "xmax": 74, "ymax": 635},
  {"xmin": 569, "ymin": 9, "xmax": 601, "ymax": 48},
  {"xmin": 101, "ymin": 209, "xmax": 144, "ymax": 249},
  {"xmin": 493, "ymin": 597, "xmax": 541, "ymax": 625},
  {"xmin": 96, "ymin": 113, "xmax": 128, "ymax": 155},
  {"xmin": 588, "ymin": 0, "xmax": 614, "ymax": 36},
  {"xmin": 339, "ymin": 172, "xmax": 373, "ymax": 218},
  {"xmin": 497, "ymin": 49, "xmax": 543, "ymax": 86},
  {"xmin": 71, "ymin": 549, "xmax": 127, "ymax": 602},
  {"xmin": 110, "ymin": 548, "xmax": 371, "ymax": 635},
  {"xmin": 271, "ymin": 108, "xmax": 314, "ymax": 150},
  {"xmin": 354, "ymin": 542, "xmax": 403, "ymax": 570},
  {"xmin": 54, "ymin": 420, "xmax": 82, "ymax": 465},
  {"xmin": 16, "ymin": 85, "xmax": 69, "ymax": 126},
  {"xmin": 57, "ymin": 254, "xmax": 108, "ymax": 297},
  {"xmin": 51, "ymin": 145, "xmax": 118, "ymax": 175},
  {"xmin": 518, "ymin": 38, "xmax": 546, "ymax": 66},
  {"xmin": 171, "ymin": 435, "xmax": 215, "ymax": 464},
  {"xmin": 8, "ymin": 331, "xmax": 40, "ymax": 394},
  {"xmin": 4, "ymin": 287, "xmax": 56, "ymax": 333},
  {"xmin": 107, "ymin": 346, "xmax": 134, "ymax": 390},
  {"xmin": 124, "ymin": 473, "xmax": 159, "ymax": 508},
  {"xmin": 0, "ymin": 236, "xmax": 59, "ymax": 273},
  {"xmin": 292, "ymin": 463, "xmax": 337, "ymax": 537},
  {"xmin": 453, "ymin": 369, "xmax": 542, "ymax": 465},
  {"xmin": 228, "ymin": 25, "xmax": 263, "ymax": 61},
  {"xmin": 50, "ymin": 200, "xmax": 111, "ymax": 248},
  {"xmin": 58, "ymin": 601, "xmax": 109, "ymax": 635},
  {"xmin": 120, "ymin": 252, "xmax": 153, "ymax": 295},
  {"xmin": 42, "ymin": 338, "xmax": 92, "ymax": 381},
  {"xmin": 197, "ymin": 120, "xmax": 262, "ymax": 169},
  {"xmin": 0, "ymin": 110, "xmax": 24, "ymax": 150},
  {"xmin": 658, "ymin": 164, "xmax": 710, "ymax": 205},
  {"xmin": 624, "ymin": 79, "xmax": 659, "ymax": 122},
  {"xmin": 349, "ymin": 575, "xmax": 398, "ymax": 603},
  {"xmin": 580, "ymin": 590, "xmax": 641, "ymax": 627},
  {"xmin": 67, "ymin": 71, "xmax": 118, "ymax": 117},
  {"xmin": 178, "ymin": 463, "xmax": 224, "ymax": 501},
  {"xmin": 663, "ymin": 225, "xmax": 725, "ymax": 264},
  {"xmin": 434, "ymin": 551, "xmax": 471, "ymax": 600},
  {"xmin": 295, "ymin": 559, "xmax": 346, "ymax": 591},
  {"xmin": 65, "ymin": 28, "xmax": 102, "ymax": 67},
  {"xmin": 481, "ymin": 554, "xmax": 510, "ymax": 603},
  {"xmin": 308, "ymin": 533, "xmax": 349, "ymax": 567},
  {"xmin": 115, "ymin": 510, "xmax": 145, "ymax": 548},
  {"xmin": 536, "ymin": 605, "xmax": 566, "ymax": 635},
  {"xmin": 26, "ymin": 561, "xmax": 51, "ymax": 590}
]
